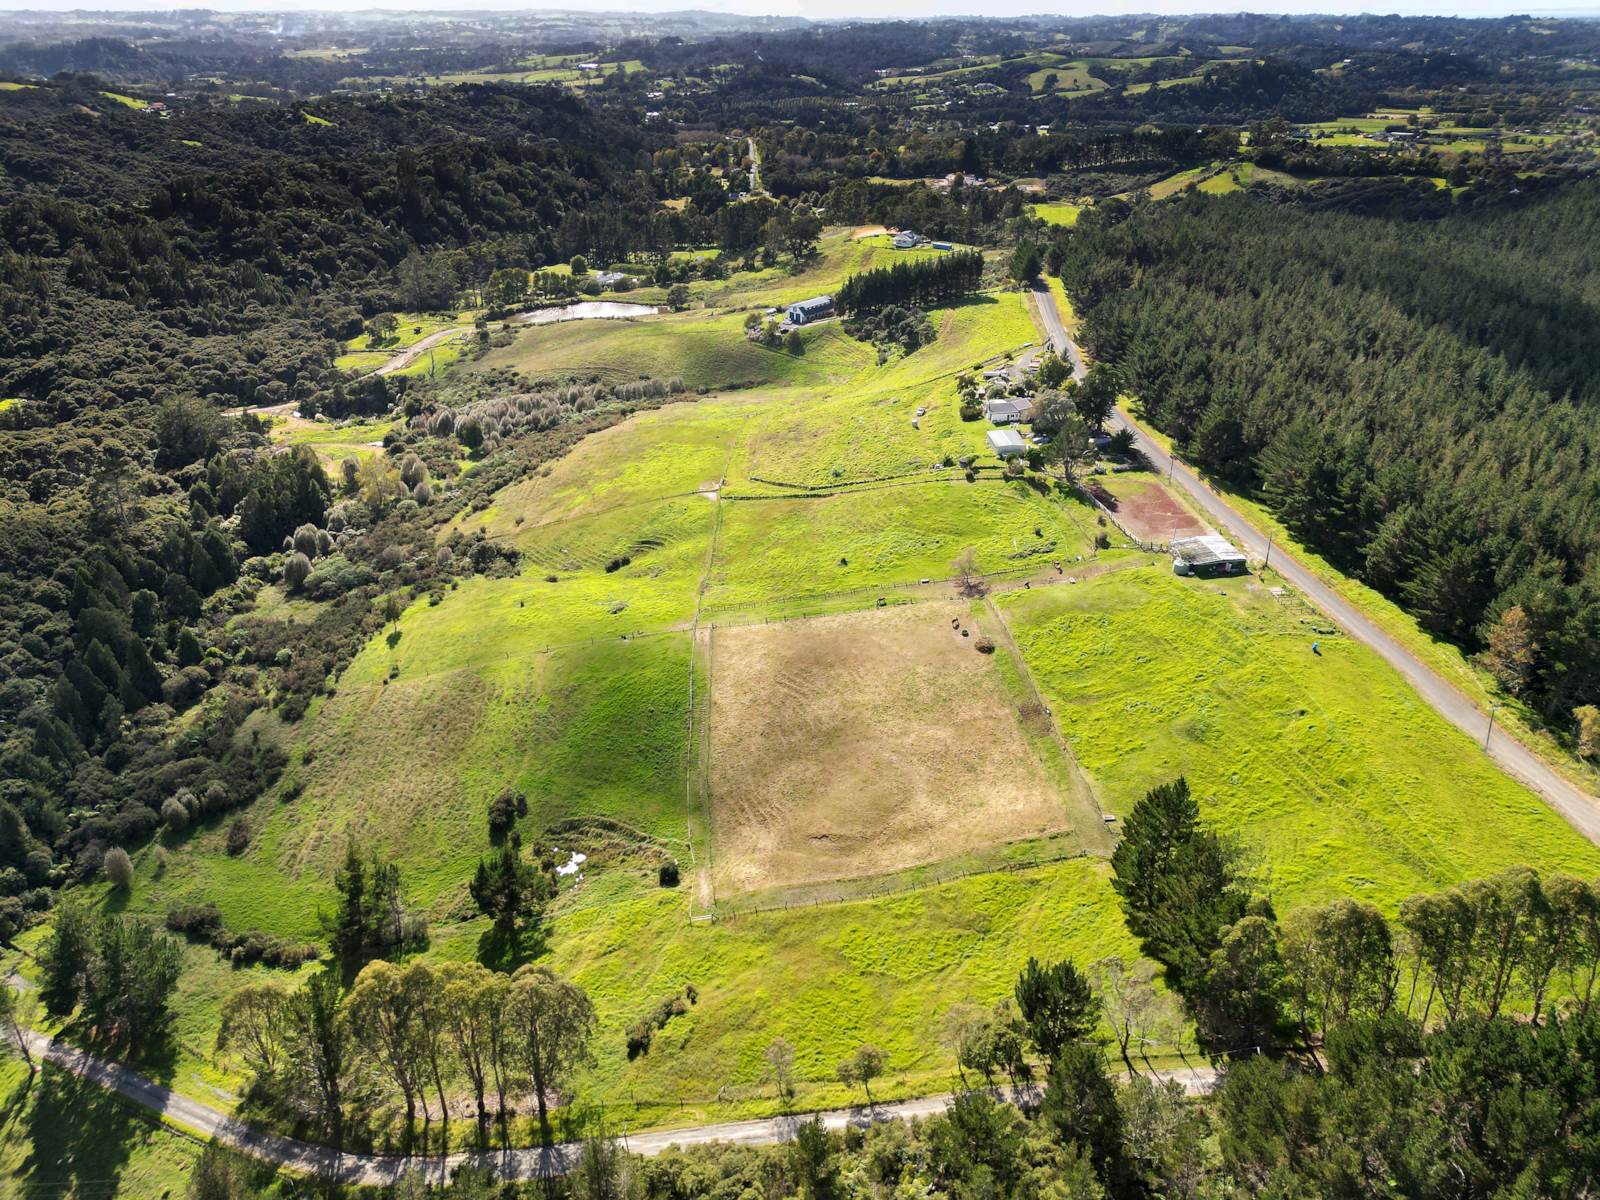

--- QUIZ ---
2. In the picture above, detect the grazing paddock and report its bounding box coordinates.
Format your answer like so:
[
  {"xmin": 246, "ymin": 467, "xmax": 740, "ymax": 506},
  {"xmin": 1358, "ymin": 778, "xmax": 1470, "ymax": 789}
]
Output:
[
  {"xmin": 735, "ymin": 294, "xmax": 1040, "ymax": 488},
  {"xmin": 702, "ymin": 478, "xmax": 1095, "ymax": 617},
  {"xmin": 269, "ymin": 413, "xmax": 394, "ymax": 466},
  {"xmin": 475, "ymin": 308, "xmax": 872, "ymax": 392},
  {"xmin": 1030, "ymin": 202, "xmax": 1084, "ymax": 226},
  {"xmin": 999, "ymin": 567, "xmax": 1600, "ymax": 912},
  {"xmin": 453, "ymin": 393, "xmax": 762, "ymax": 538},
  {"xmin": 707, "ymin": 601, "xmax": 1075, "ymax": 895}
]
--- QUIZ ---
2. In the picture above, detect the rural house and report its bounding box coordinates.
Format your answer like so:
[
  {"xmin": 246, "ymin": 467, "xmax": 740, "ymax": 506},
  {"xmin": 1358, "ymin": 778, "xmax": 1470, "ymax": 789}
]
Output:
[
  {"xmin": 892, "ymin": 230, "xmax": 927, "ymax": 249},
  {"xmin": 983, "ymin": 397, "xmax": 1033, "ymax": 424},
  {"xmin": 786, "ymin": 295, "xmax": 835, "ymax": 325}
]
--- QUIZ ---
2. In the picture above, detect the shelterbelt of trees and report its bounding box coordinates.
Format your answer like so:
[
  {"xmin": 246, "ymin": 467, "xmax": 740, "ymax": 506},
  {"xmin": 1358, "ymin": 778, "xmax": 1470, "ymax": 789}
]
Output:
[{"xmin": 1053, "ymin": 184, "xmax": 1600, "ymax": 738}]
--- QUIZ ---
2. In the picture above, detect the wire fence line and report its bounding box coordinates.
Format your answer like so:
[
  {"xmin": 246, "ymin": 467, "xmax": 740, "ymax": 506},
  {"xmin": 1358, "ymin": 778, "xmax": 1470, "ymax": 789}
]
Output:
[
  {"xmin": 708, "ymin": 844, "xmax": 1089, "ymax": 922},
  {"xmin": 1081, "ymin": 483, "xmax": 1169, "ymax": 555}
]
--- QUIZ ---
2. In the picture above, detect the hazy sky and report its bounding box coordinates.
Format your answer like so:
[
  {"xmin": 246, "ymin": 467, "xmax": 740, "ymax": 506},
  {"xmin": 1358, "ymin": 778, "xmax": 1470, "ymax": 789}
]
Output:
[{"xmin": 8, "ymin": 0, "xmax": 1600, "ymax": 16}]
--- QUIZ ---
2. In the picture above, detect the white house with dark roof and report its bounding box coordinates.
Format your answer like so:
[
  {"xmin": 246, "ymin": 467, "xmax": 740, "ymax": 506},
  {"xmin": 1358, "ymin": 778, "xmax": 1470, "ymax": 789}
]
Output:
[{"xmin": 786, "ymin": 295, "xmax": 834, "ymax": 325}]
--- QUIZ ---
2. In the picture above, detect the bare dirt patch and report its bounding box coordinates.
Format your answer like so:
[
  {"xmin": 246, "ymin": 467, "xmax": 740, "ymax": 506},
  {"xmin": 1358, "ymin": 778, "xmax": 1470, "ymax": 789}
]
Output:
[
  {"xmin": 1090, "ymin": 475, "xmax": 1209, "ymax": 544},
  {"xmin": 707, "ymin": 601, "xmax": 1073, "ymax": 895}
]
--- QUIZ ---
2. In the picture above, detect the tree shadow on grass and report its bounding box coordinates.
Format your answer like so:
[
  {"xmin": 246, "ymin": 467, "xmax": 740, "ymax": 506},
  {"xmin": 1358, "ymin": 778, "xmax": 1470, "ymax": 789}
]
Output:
[
  {"xmin": 16, "ymin": 1062, "xmax": 146, "ymax": 1198},
  {"xmin": 476, "ymin": 925, "xmax": 547, "ymax": 974}
]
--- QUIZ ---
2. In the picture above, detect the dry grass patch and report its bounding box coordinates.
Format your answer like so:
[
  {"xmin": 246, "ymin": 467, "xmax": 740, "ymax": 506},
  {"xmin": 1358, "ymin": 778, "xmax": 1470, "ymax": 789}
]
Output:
[{"xmin": 707, "ymin": 601, "xmax": 1074, "ymax": 895}]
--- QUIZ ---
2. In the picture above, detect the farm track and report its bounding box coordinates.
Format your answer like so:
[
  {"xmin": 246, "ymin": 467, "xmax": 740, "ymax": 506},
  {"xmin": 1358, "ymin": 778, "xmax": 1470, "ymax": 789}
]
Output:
[
  {"xmin": 5, "ymin": 1024, "xmax": 1215, "ymax": 1184},
  {"xmin": 360, "ymin": 327, "xmax": 474, "ymax": 378},
  {"xmin": 1029, "ymin": 278, "xmax": 1600, "ymax": 846}
]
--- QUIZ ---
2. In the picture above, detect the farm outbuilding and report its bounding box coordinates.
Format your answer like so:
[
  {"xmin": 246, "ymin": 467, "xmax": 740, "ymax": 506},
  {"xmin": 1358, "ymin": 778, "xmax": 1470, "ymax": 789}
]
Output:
[
  {"xmin": 987, "ymin": 429, "xmax": 1028, "ymax": 459},
  {"xmin": 786, "ymin": 295, "xmax": 835, "ymax": 325},
  {"xmin": 1171, "ymin": 534, "xmax": 1248, "ymax": 577}
]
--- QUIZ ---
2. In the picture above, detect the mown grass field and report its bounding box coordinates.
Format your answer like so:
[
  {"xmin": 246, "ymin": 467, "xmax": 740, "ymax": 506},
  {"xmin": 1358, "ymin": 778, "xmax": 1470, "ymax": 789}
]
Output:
[
  {"xmin": 997, "ymin": 567, "xmax": 1600, "ymax": 911},
  {"xmin": 707, "ymin": 601, "xmax": 1075, "ymax": 895}
]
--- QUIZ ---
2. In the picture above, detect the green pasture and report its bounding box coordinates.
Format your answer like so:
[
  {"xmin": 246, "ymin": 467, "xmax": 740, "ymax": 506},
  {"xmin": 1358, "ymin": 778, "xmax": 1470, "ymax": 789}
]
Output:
[
  {"xmin": 475, "ymin": 310, "xmax": 870, "ymax": 392},
  {"xmin": 457, "ymin": 396, "xmax": 756, "ymax": 537},
  {"xmin": 99, "ymin": 91, "xmax": 148, "ymax": 109},
  {"xmin": 701, "ymin": 479, "xmax": 1095, "ymax": 617},
  {"xmin": 546, "ymin": 856, "xmax": 1143, "ymax": 1124},
  {"xmin": 1026, "ymin": 60, "xmax": 1107, "ymax": 95},
  {"xmin": 690, "ymin": 229, "xmax": 950, "ymax": 310},
  {"xmin": 997, "ymin": 567, "xmax": 1600, "ymax": 912},
  {"xmin": 1312, "ymin": 132, "xmax": 1387, "ymax": 148},
  {"xmin": 732, "ymin": 293, "xmax": 1041, "ymax": 487},
  {"xmin": 1118, "ymin": 408, "xmax": 1600, "ymax": 797},
  {"xmin": 389, "ymin": 336, "xmax": 470, "ymax": 378},
  {"xmin": 332, "ymin": 350, "xmax": 389, "ymax": 372},
  {"xmin": 1194, "ymin": 163, "xmax": 1307, "ymax": 195},
  {"xmin": 1301, "ymin": 116, "xmax": 1405, "ymax": 135},
  {"xmin": 1147, "ymin": 165, "xmax": 1215, "ymax": 200},
  {"xmin": 1124, "ymin": 74, "xmax": 1203, "ymax": 95},
  {"xmin": 343, "ymin": 312, "xmax": 474, "ymax": 353},
  {"xmin": 269, "ymin": 415, "xmax": 395, "ymax": 464},
  {"xmin": 1030, "ymin": 201, "xmax": 1083, "ymax": 226}
]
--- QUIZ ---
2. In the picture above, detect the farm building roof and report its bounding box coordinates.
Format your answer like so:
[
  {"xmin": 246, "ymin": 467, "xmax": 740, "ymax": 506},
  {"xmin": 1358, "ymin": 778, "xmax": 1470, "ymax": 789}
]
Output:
[
  {"xmin": 986, "ymin": 429, "xmax": 1027, "ymax": 456},
  {"xmin": 1170, "ymin": 534, "xmax": 1247, "ymax": 568}
]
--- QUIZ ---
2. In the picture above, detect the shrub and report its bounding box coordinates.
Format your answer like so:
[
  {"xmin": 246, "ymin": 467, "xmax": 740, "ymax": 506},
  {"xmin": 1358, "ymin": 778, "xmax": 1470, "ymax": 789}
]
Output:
[
  {"xmin": 659, "ymin": 860, "xmax": 680, "ymax": 888},
  {"xmin": 226, "ymin": 818, "xmax": 251, "ymax": 857},
  {"xmin": 626, "ymin": 988, "xmax": 696, "ymax": 1058},
  {"xmin": 605, "ymin": 555, "xmax": 631, "ymax": 573},
  {"xmin": 488, "ymin": 788, "xmax": 528, "ymax": 841},
  {"xmin": 975, "ymin": 636, "xmax": 997, "ymax": 654},
  {"xmin": 163, "ymin": 665, "xmax": 212, "ymax": 710},
  {"xmin": 160, "ymin": 796, "xmax": 189, "ymax": 831},
  {"xmin": 292, "ymin": 524, "xmax": 321, "ymax": 558},
  {"xmin": 302, "ymin": 554, "xmax": 373, "ymax": 600},
  {"xmin": 282, "ymin": 551, "xmax": 313, "ymax": 591},
  {"xmin": 104, "ymin": 847, "xmax": 134, "ymax": 890},
  {"xmin": 166, "ymin": 902, "xmax": 319, "ymax": 968}
]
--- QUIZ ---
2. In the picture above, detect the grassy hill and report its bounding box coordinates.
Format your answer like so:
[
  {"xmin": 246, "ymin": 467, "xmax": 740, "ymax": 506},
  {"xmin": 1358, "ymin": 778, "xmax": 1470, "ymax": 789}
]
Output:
[{"xmin": 42, "ymin": 257, "xmax": 1600, "ymax": 1150}]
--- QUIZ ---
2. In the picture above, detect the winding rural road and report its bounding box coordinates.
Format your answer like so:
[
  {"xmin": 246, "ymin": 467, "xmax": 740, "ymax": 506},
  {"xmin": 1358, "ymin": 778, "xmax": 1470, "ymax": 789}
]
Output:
[
  {"xmin": 10, "ymin": 1025, "xmax": 1212, "ymax": 1183},
  {"xmin": 364, "ymin": 327, "xmax": 473, "ymax": 378},
  {"xmin": 1029, "ymin": 279, "xmax": 1600, "ymax": 845}
]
